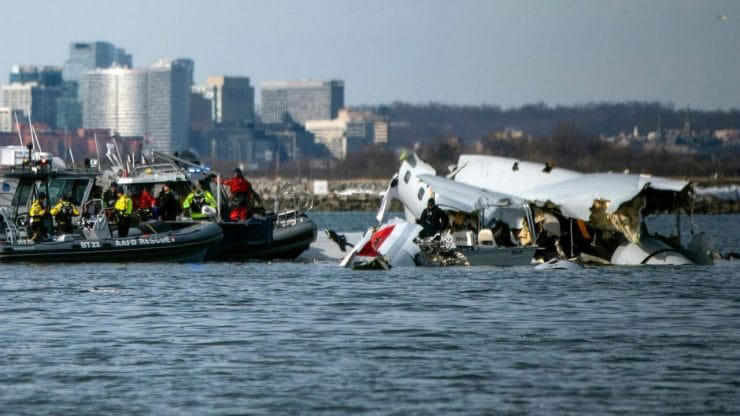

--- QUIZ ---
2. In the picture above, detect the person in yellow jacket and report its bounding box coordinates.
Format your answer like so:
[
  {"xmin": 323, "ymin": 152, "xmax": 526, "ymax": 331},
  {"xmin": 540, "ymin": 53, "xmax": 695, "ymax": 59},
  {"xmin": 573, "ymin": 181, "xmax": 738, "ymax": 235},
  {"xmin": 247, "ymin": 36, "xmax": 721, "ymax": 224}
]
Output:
[
  {"xmin": 50, "ymin": 193, "xmax": 80, "ymax": 234},
  {"xmin": 182, "ymin": 182, "xmax": 217, "ymax": 220},
  {"xmin": 114, "ymin": 187, "xmax": 134, "ymax": 237},
  {"xmin": 29, "ymin": 192, "xmax": 49, "ymax": 242}
]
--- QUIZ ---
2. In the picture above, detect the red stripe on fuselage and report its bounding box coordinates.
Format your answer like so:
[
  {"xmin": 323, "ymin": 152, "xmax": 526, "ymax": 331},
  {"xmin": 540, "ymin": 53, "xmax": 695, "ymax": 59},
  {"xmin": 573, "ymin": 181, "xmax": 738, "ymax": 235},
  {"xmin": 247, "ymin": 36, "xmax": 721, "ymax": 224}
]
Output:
[{"xmin": 356, "ymin": 225, "xmax": 396, "ymax": 257}]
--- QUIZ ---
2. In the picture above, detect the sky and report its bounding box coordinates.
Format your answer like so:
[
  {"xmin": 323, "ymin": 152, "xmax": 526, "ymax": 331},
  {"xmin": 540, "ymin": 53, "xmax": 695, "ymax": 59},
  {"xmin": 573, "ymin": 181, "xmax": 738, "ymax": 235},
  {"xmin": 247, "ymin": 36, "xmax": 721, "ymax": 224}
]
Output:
[{"xmin": 1, "ymin": 0, "xmax": 738, "ymax": 109}]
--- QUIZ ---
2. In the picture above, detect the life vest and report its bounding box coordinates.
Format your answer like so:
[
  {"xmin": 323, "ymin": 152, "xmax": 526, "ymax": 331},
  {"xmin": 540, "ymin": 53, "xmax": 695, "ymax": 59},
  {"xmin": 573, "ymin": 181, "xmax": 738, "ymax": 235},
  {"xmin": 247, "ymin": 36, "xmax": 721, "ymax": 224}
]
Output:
[
  {"xmin": 190, "ymin": 191, "xmax": 205, "ymax": 212},
  {"xmin": 114, "ymin": 195, "xmax": 133, "ymax": 217},
  {"xmin": 56, "ymin": 202, "xmax": 74, "ymax": 223},
  {"xmin": 30, "ymin": 200, "xmax": 46, "ymax": 222}
]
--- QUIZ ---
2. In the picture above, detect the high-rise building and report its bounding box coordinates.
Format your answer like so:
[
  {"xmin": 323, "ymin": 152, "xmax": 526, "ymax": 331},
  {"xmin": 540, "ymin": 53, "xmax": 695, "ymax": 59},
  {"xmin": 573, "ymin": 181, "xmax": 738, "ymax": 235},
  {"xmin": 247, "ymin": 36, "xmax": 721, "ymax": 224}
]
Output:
[
  {"xmin": 206, "ymin": 76, "xmax": 255, "ymax": 124},
  {"xmin": 1, "ymin": 82, "xmax": 61, "ymax": 129},
  {"xmin": 58, "ymin": 41, "xmax": 133, "ymax": 131},
  {"xmin": 81, "ymin": 59, "xmax": 193, "ymax": 154},
  {"xmin": 260, "ymin": 80, "xmax": 344, "ymax": 124},
  {"xmin": 190, "ymin": 85, "xmax": 213, "ymax": 132},
  {"xmin": 0, "ymin": 107, "xmax": 13, "ymax": 132},
  {"xmin": 147, "ymin": 59, "xmax": 193, "ymax": 153},
  {"xmin": 9, "ymin": 65, "xmax": 63, "ymax": 86},
  {"xmin": 62, "ymin": 41, "xmax": 132, "ymax": 83}
]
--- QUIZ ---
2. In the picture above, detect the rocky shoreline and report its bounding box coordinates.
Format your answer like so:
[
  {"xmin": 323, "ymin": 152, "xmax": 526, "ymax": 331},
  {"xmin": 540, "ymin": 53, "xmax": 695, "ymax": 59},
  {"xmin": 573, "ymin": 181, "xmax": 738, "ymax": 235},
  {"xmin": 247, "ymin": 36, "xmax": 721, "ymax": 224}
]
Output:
[
  {"xmin": 251, "ymin": 177, "xmax": 392, "ymax": 212},
  {"xmin": 249, "ymin": 177, "xmax": 740, "ymax": 214}
]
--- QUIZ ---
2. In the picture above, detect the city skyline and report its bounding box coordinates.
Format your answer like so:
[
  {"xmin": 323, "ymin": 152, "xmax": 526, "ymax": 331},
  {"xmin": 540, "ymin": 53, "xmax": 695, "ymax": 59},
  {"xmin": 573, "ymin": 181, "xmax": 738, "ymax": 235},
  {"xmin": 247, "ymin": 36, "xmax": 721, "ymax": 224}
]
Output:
[{"xmin": 0, "ymin": 0, "xmax": 738, "ymax": 110}]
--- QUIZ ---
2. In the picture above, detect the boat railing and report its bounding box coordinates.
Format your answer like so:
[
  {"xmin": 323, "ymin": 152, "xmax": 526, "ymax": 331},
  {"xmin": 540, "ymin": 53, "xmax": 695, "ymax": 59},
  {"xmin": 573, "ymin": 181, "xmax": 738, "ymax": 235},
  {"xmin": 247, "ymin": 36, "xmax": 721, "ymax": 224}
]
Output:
[
  {"xmin": 0, "ymin": 207, "xmax": 21, "ymax": 244},
  {"xmin": 273, "ymin": 192, "xmax": 313, "ymax": 228}
]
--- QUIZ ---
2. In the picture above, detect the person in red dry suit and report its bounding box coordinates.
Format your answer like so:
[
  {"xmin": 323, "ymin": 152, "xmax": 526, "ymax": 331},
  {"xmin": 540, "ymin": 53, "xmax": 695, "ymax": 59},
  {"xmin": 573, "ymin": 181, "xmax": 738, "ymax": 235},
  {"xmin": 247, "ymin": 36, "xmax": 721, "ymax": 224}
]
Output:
[{"xmin": 223, "ymin": 168, "xmax": 261, "ymax": 221}]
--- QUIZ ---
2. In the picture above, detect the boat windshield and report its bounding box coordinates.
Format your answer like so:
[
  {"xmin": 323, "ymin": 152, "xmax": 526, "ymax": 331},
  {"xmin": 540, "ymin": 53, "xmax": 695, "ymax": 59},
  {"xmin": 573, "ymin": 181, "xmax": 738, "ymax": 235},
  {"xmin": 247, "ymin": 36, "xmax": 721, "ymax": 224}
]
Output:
[
  {"xmin": 47, "ymin": 178, "xmax": 92, "ymax": 206},
  {"xmin": 11, "ymin": 179, "xmax": 34, "ymax": 208}
]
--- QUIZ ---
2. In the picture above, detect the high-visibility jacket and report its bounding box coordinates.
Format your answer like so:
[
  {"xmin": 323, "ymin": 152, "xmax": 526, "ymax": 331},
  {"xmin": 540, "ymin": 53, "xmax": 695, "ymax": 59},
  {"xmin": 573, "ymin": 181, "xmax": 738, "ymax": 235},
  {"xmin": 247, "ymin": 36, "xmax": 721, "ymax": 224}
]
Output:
[
  {"xmin": 114, "ymin": 194, "xmax": 133, "ymax": 216},
  {"xmin": 183, "ymin": 190, "xmax": 217, "ymax": 219},
  {"xmin": 50, "ymin": 201, "xmax": 80, "ymax": 223},
  {"xmin": 29, "ymin": 200, "xmax": 47, "ymax": 223}
]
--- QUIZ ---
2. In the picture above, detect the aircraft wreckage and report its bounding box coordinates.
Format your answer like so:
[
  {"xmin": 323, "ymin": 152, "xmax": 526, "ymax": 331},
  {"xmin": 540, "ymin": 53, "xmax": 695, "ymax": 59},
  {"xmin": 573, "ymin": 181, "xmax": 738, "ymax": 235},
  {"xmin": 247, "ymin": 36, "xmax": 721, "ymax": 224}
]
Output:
[{"xmin": 340, "ymin": 152, "xmax": 714, "ymax": 269}]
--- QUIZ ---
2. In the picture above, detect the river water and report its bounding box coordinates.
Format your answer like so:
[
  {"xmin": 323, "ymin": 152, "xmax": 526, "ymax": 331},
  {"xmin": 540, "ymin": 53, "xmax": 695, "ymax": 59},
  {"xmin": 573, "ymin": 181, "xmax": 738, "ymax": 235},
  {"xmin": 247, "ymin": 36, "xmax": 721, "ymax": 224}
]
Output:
[{"xmin": 1, "ymin": 213, "xmax": 738, "ymax": 415}]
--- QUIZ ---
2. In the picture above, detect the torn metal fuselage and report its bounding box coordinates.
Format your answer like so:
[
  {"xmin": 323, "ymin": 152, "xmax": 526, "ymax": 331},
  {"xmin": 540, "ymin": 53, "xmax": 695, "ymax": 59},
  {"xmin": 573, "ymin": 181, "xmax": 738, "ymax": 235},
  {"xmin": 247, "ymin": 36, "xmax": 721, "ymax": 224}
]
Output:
[
  {"xmin": 344, "ymin": 152, "xmax": 539, "ymax": 269},
  {"xmin": 451, "ymin": 154, "xmax": 711, "ymax": 266}
]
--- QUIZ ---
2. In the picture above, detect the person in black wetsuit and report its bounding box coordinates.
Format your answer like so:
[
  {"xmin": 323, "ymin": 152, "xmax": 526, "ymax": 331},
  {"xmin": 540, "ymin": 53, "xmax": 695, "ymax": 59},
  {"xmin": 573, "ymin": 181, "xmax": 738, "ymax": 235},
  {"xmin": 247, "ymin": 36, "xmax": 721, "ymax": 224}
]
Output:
[
  {"xmin": 417, "ymin": 198, "xmax": 449, "ymax": 238},
  {"xmin": 157, "ymin": 182, "xmax": 181, "ymax": 221}
]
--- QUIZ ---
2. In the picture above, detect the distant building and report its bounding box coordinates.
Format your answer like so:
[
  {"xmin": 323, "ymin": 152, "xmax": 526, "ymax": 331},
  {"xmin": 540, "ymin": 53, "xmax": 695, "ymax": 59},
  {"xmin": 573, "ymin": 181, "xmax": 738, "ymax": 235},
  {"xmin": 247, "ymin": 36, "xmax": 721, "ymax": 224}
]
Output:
[
  {"xmin": 62, "ymin": 41, "xmax": 132, "ymax": 83},
  {"xmin": 304, "ymin": 109, "xmax": 389, "ymax": 159},
  {"xmin": 81, "ymin": 59, "xmax": 193, "ymax": 154},
  {"xmin": 261, "ymin": 80, "xmax": 344, "ymax": 124},
  {"xmin": 206, "ymin": 76, "xmax": 255, "ymax": 124},
  {"xmin": 195, "ymin": 124, "xmax": 279, "ymax": 171},
  {"xmin": 1, "ymin": 82, "xmax": 61, "ymax": 129},
  {"xmin": 190, "ymin": 85, "xmax": 213, "ymax": 132},
  {"xmin": 58, "ymin": 41, "xmax": 133, "ymax": 131},
  {"xmin": 9, "ymin": 65, "xmax": 62, "ymax": 86},
  {"xmin": 304, "ymin": 118, "xmax": 347, "ymax": 159},
  {"xmin": 0, "ymin": 127, "xmax": 142, "ymax": 162},
  {"xmin": 0, "ymin": 107, "xmax": 13, "ymax": 132}
]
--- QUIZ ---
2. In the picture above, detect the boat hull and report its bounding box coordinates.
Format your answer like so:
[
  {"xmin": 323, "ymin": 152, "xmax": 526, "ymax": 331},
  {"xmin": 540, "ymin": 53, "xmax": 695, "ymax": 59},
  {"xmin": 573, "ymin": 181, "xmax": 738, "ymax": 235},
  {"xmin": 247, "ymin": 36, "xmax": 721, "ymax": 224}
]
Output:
[
  {"xmin": 160, "ymin": 218, "xmax": 317, "ymax": 261},
  {"xmin": 0, "ymin": 223, "xmax": 223, "ymax": 262}
]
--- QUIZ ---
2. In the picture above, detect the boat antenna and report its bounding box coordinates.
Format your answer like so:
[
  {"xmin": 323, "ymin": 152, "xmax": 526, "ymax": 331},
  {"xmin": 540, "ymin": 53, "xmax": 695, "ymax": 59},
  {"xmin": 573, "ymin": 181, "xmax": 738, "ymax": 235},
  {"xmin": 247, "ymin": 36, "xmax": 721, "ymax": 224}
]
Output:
[
  {"xmin": 13, "ymin": 112, "xmax": 23, "ymax": 147},
  {"xmin": 94, "ymin": 133, "xmax": 102, "ymax": 172},
  {"xmin": 26, "ymin": 111, "xmax": 42, "ymax": 153},
  {"xmin": 26, "ymin": 112, "xmax": 35, "ymax": 151},
  {"xmin": 112, "ymin": 134, "xmax": 124, "ymax": 172},
  {"xmin": 68, "ymin": 147, "xmax": 76, "ymax": 166}
]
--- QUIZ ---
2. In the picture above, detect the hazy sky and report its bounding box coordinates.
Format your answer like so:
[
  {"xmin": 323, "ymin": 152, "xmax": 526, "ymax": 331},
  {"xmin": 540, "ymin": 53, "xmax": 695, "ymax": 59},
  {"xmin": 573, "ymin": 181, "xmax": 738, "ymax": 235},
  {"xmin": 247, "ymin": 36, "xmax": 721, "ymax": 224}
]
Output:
[{"xmin": 1, "ymin": 0, "xmax": 738, "ymax": 109}]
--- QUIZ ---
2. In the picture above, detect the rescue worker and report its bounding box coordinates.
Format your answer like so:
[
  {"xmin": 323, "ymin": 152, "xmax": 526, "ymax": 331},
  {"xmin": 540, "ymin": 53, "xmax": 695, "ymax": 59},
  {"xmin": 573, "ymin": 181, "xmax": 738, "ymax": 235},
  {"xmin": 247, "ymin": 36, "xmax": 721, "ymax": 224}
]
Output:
[
  {"xmin": 102, "ymin": 183, "xmax": 119, "ymax": 209},
  {"xmin": 182, "ymin": 182, "xmax": 217, "ymax": 220},
  {"xmin": 417, "ymin": 198, "xmax": 449, "ymax": 238},
  {"xmin": 134, "ymin": 186, "xmax": 156, "ymax": 221},
  {"xmin": 114, "ymin": 187, "xmax": 134, "ymax": 237},
  {"xmin": 223, "ymin": 168, "xmax": 260, "ymax": 221},
  {"xmin": 29, "ymin": 192, "xmax": 49, "ymax": 242},
  {"xmin": 50, "ymin": 193, "xmax": 80, "ymax": 234},
  {"xmin": 157, "ymin": 182, "xmax": 181, "ymax": 221}
]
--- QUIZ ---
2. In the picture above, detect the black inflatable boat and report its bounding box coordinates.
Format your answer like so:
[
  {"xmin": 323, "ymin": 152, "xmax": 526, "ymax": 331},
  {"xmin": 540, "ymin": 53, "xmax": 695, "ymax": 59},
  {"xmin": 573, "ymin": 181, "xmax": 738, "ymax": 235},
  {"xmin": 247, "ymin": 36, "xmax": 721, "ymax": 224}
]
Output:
[
  {"xmin": 153, "ymin": 214, "xmax": 317, "ymax": 261},
  {"xmin": 0, "ymin": 222, "xmax": 223, "ymax": 262}
]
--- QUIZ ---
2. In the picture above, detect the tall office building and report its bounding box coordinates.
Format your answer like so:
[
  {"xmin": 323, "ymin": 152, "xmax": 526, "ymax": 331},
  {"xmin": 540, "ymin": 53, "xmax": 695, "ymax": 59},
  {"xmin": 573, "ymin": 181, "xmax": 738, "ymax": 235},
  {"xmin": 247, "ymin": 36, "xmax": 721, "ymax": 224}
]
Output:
[
  {"xmin": 1, "ymin": 82, "xmax": 61, "ymax": 128},
  {"xmin": 58, "ymin": 41, "xmax": 133, "ymax": 131},
  {"xmin": 3, "ymin": 65, "xmax": 63, "ymax": 128},
  {"xmin": 0, "ymin": 107, "xmax": 14, "ymax": 132},
  {"xmin": 81, "ymin": 59, "xmax": 193, "ymax": 154},
  {"xmin": 206, "ymin": 76, "xmax": 255, "ymax": 124},
  {"xmin": 147, "ymin": 59, "xmax": 193, "ymax": 153},
  {"xmin": 261, "ymin": 80, "xmax": 344, "ymax": 124},
  {"xmin": 62, "ymin": 41, "xmax": 132, "ymax": 83},
  {"xmin": 9, "ymin": 65, "xmax": 63, "ymax": 86}
]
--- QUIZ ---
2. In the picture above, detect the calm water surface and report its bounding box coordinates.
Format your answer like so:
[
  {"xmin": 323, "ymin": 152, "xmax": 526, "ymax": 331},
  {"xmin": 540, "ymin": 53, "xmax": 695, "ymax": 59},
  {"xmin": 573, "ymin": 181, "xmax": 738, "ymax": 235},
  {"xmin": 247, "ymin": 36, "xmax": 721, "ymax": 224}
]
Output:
[{"xmin": 1, "ymin": 213, "xmax": 739, "ymax": 415}]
